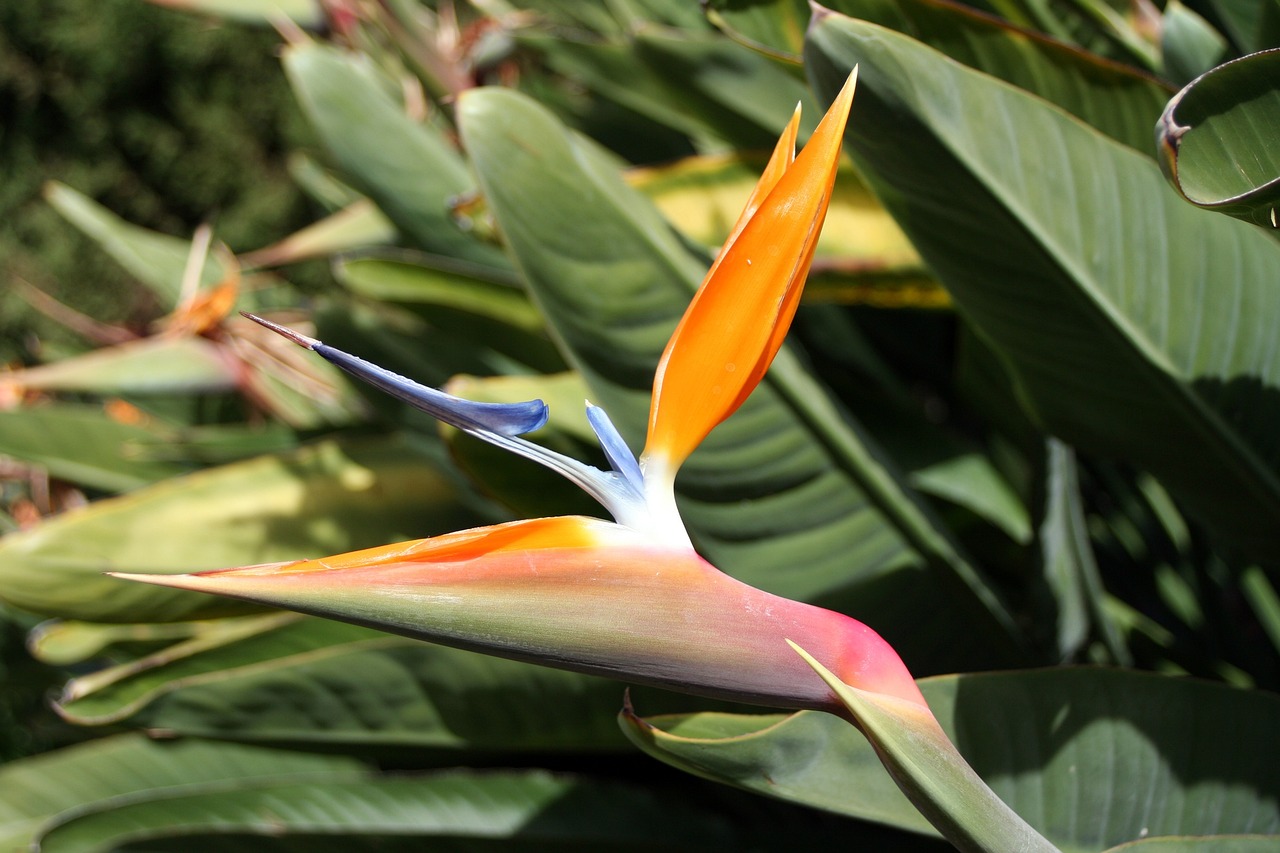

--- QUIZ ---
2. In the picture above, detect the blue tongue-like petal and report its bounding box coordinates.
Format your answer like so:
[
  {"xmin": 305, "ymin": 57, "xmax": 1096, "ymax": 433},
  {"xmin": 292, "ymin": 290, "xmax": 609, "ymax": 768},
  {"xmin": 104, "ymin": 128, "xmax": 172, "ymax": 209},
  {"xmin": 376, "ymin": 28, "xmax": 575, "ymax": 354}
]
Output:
[
  {"xmin": 585, "ymin": 403, "xmax": 644, "ymax": 494},
  {"xmin": 245, "ymin": 313, "xmax": 548, "ymax": 436}
]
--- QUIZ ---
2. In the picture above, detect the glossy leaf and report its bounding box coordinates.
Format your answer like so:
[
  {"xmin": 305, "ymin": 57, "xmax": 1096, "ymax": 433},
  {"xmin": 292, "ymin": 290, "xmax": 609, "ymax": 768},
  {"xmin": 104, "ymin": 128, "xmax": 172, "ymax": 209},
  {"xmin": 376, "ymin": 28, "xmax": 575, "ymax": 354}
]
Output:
[
  {"xmin": 625, "ymin": 669, "xmax": 1280, "ymax": 850},
  {"xmin": 0, "ymin": 437, "xmax": 483, "ymax": 622},
  {"xmin": 807, "ymin": 12, "xmax": 1280, "ymax": 563},
  {"xmin": 1156, "ymin": 48, "xmax": 1280, "ymax": 228},
  {"xmin": 33, "ymin": 771, "xmax": 737, "ymax": 852},
  {"xmin": 55, "ymin": 615, "xmax": 662, "ymax": 754},
  {"xmin": 0, "ymin": 734, "xmax": 365, "ymax": 852},
  {"xmin": 459, "ymin": 84, "xmax": 1023, "ymax": 673},
  {"xmin": 710, "ymin": 0, "xmax": 1172, "ymax": 152},
  {"xmin": 283, "ymin": 42, "xmax": 508, "ymax": 268}
]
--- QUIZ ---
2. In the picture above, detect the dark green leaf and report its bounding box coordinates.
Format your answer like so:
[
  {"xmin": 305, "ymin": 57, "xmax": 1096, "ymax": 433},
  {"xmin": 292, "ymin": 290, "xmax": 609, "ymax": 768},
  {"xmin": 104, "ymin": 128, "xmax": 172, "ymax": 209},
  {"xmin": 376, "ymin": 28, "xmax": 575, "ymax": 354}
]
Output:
[
  {"xmin": 0, "ymin": 734, "xmax": 365, "ymax": 852},
  {"xmin": 57, "ymin": 615, "xmax": 659, "ymax": 755},
  {"xmin": 712, "ymin": 0, "xmax": 1173, "ymax": 152},
  {"xmin": 34, "ymin": 771, "xmax": 738, "ymax": 852},
  {"xmin": 807, "ymin": 12, "xmax": 1280, "ymax": 562},
  {"xmin": 626, "ymin": 669, "xmax": 1280, "ymax": 848}
]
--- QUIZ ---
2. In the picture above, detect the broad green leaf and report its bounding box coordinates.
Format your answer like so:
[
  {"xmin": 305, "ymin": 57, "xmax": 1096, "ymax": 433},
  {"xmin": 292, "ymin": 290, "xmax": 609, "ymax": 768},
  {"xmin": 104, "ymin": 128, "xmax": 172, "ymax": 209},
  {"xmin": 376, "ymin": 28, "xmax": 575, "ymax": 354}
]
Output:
[
  {"xmin": 0, "ymin": 403, "xmax": 187, "ymax": 492},
  {"xmin": 54, "ymin": 615, "xmax": 665, "ymax": 755},
  {"xmin": 0, "ymin": 437, "xmax": 482, "ymax": 622},
  {"xmin": 0, "ymin": 734, "xmax": 365, "ymax": 852},
  {"xmin": 1156, "ymin": 48, "xmax": 1280, "ymax": 228},
  {"xmin": 625, "ymin": 669, "xmax": 1280, "ymax": 851},
  {"xmin": 793, "ymin": 644, "xmax": 1057, "ymax": 852},
  {"xmin": 283, "ymin": 42, "xmax": 508, "ymax": 268},
  {"xmin": 459, "ymin": 85, "xmax": 1022, "ymax": 673},
  {"xmin": 33, "ymin": 770, "xmax": 738, "ymax": 852},
  {"xmin": 1, "ymin": 336, "xmax": 239, "ymax": 395},
  {"xmin": 807, "ymin": 13, "xmax": 1280, "ymax": 563},
  {"xmin": 710, "ymin": 0, "xmax": 1173, "ymax": 152},
  {"xmin": 44, "ymin": 182, "xmax": 228, "ymax": 309}
]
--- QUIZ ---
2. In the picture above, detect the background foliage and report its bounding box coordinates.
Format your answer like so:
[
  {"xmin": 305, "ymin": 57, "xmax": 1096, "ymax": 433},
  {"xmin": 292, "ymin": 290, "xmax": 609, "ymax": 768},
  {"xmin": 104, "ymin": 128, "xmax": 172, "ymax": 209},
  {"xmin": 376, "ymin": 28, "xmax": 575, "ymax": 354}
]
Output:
[{"xmin": 1, "ymin": 0, "xmax": 1278, "ymax": 850}]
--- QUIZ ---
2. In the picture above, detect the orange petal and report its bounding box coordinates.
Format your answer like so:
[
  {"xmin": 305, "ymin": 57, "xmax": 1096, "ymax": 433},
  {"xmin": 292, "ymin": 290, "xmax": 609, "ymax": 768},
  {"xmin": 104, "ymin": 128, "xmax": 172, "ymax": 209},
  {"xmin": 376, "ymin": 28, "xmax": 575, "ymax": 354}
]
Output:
[{"xmin": 645, "ymin": 71, "xmax": 857, "ymax": 470}]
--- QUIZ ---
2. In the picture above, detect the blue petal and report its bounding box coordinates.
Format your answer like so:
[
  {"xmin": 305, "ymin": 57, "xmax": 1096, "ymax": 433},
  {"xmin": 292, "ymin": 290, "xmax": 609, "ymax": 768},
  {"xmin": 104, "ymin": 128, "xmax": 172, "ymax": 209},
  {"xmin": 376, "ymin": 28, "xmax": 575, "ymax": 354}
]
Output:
[
  {"xmin": 586, "ymin": 403, "xmax": 644, "ymax": 494},
  {"xmin": 313, "ymin": 343, "xmax": 547, "ymax": 436}
]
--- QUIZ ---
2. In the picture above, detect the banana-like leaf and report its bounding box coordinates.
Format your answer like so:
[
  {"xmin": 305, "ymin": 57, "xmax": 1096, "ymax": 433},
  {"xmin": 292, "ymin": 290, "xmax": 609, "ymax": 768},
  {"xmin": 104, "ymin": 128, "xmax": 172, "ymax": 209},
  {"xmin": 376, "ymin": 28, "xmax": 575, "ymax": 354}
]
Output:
[
  {"xmin": 0, "ymin": 734, "xmax": 365, "ymax": 852},
  {"xmin": 43, "ymin": 182, "xmax": 229, "ymax": 309},
  {"xmin": 0, "ymin": 403, "xmax": 187, "ymax": 492},
  {"xmin": 1156, "ymin": 48, "xmax": 1280, "ymax": 228},
  {"xmin": 458, "ymin": 85, "xmax": 1022, "ymax": 673},
  {"xmin": 32, "ymin": 770, "xmax": 738, "ymax": 852},
  {"xmin": 0, "ymin": 437, "xmax": 483, "ymax": 622},
  {"xmin": 282, "ymin": 42, "xmax": 508, "ymax": 268},
  {"xmin": 807, "ymin": 12, "xmax": 1280, "ymax": 563},
  {"xmin": 709, "ymin": 0, "xmax": 1172, "ymax": 151},
  {"xmin": 624, "ymin": 668, "xmax": 1280, "ymax": 850},
  {"xmin": 55, "ymin": 614, "xmax": 677, "ymax": 755}
]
